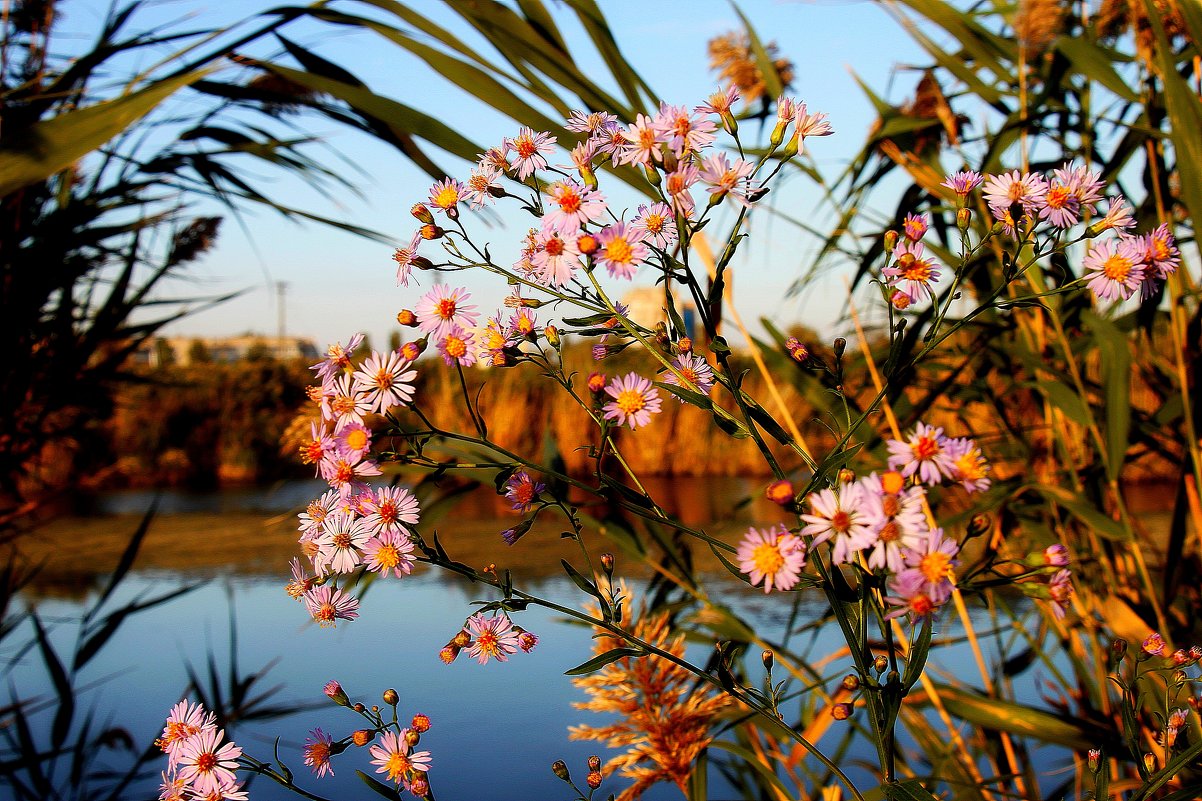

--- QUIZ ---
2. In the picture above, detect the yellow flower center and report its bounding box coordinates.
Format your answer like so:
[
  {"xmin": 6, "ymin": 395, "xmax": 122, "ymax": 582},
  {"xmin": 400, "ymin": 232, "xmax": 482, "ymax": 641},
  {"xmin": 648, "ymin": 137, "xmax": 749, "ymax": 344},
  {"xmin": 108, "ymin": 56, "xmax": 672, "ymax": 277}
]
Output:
[
  {"xmin": 544, "ymin": 237, "xmax": 565, "ymax": 257},
  {"xmin": 920, "ymin": 551, "xmax": 953, "ymax": 585},
  {"xmin": 750, "ymin": 541, "xmax": 785, "ymax": 575},
  {"xmin": 435, "ymin": 298, "xmax": 457, "ymax": 320},
  {"xmin": 882, "ymin": 495, "xmax": 900, "ymax": 517},
  {"xmin": 614, "ymin": 388, "xmax": 646, "ymax": 415},
  {"xmin": 1102, "ymin": 253, "xmax": 1133, "ymax": 282},
  {"xmin": 315, "ymin": 602, "xmax": 336, "ymax": 626},
  {"xmin": 376, "ymin": 500, "xmax": 397, "ymax": 524},
  {"xmin": 911, "ymin": 435, "xmax": 939, "ymax": 460},
  {"xmin": 375, "ymin": 543, "xmax": 400, "ymax": 570},
  {"xmin": 332, "ymin": 395, "xmax": 356, "ymax": 416},
  {"xmin": 830, "ymin": 510, "xmax": 852, "ymax": 534},
  {"xmin": 604, "ymin": 237, "xmax": 633, "ymax": 264},
  {"xmin": 443, "ymin": 335, "xmax": 467, "ymax": 359},
  {"xmin": 306, "ymin": 741, "xmax": 331, "ymax": 766},
  {"xmin": 374, "ymin": 368, "xmax": 394, "ymax": 389},
  {"xmin": 384, "ymin": 752, "xmax": 412, "ymax": 782},
  {"xmin": 1046, "ymin": 184, "xmax": 1072, "ymax": 209},
  {"xmin": 332, "ymin": 530, "xmax": 352, "ymax": 549},
  {"xmin": 344, "ymin": 428, "xmax": 369, "ymax": 452},
  {"xmin": 432, "ymin": 186, "xmax": 458, "ymax": 208},
  {"xmin": 556, "ymin": 189, "xmax": 582, "ymax": 214},
  {"xmin": 645, "ymin": 213, "xmax": 665, "ymax": 234},
  {"xmin": 515, "ymin": 135, "xmax": 538, "ymax": 159},
  {"xmin": 901, "ymin": 259, "xmax": 934, "ymax": 282}
]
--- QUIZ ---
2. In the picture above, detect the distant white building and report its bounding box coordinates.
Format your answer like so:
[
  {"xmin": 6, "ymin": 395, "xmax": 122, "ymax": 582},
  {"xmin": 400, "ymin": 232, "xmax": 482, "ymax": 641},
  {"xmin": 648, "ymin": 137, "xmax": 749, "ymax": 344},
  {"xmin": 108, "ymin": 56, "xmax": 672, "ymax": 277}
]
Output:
[
  {"xmin": 621, "ymin": 287, "xmax": 700, "ymax": 339},
  {"xmin": 138, "ymin": 335, "xmax": 320, "ymax": 367}
]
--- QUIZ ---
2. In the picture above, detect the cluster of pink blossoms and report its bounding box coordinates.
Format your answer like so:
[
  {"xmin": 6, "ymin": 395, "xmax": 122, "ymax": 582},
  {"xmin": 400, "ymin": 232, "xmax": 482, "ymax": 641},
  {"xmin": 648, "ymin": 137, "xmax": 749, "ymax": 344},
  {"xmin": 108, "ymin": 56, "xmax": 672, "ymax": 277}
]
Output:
[
  {"xmin": 439, "ymin": 612, "xmax": 539, "ymax": 665},
  {"xmin": 157, "ymin": 702, "xmax": 245, "ymax": 801},
  {"xmin": 288, "ymin": 336, "xmax": 426, "ymax": 627},
  {"xmin": 883, "ymin": 164, "xmax": 1181, "ymax": 306}
]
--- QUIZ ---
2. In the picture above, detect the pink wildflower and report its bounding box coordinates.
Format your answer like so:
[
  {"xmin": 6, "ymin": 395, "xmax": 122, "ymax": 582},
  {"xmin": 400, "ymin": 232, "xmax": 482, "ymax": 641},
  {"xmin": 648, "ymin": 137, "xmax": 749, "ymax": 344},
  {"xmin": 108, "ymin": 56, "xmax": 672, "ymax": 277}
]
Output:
[
  {"xmin": 466, "ymin": 613, "xmax": 521, "ymax": 664},
  {"xmin": 544, "ymin": 179, "xmax": 607, "ymax": 233},
  {"xmin": 415, "ymin": 284, "xmax": 478, "ymax": 338},
  {"xmin": 1083, "ymin": 237, "xmax": 1145, "ymax": 301},
  {"xmin": 369, "ymin": 730, "xmax": 432, "ymax": 785},
  {"xmin": 618, "ymin": 113, "xmax": 666, "ymax": 167},
  {"xmin": 631, "ymin": 202, "xmax": 678, "ymax": 249},
  {"xmin": 886, "ymin": 422, "xmax": 954, "ymax": 485},
  {"xmin": 363, "ymin": 534, "xmax": 416, "ymax": 578},
  {"xmin": 311, "ymin": 333, "xmax": 364, "ymax": 387},
  {"xmin": 602, "ymin": 372, "xmax": 662, "ymax": 429},
  {"xmin": 353, "ymin": 350, "xmax": 417, "ymax": 414},
  {"xmin": 176, "ymin": 727, "xmax": 242, "ymax": 797},
  {"xmin": 360, "ymin": 485, "xmax": 421, "ymax": 538},
  {"xmin": 392, "ymin": 233, "xmax": 422, "ymax": 287},
  {"xmin": 304, "ymin": 585, "xmax": 360, "ymax": 627},
  {"xmin": 504, "ymin": 471, "xmax": 545, "ymax": 512},
  {"xmin": 662, "ymin": 353, "xmax": 715, "ymax": 397},
  {"xmin": 507, "ymin": 127, "xmax": 556, "ymax": 180},
  {"xmin": 436, "ymin": 325, "xmax": 478, "ymax": 367},
  {"xmin": 800, "ymin": 482, "xmax": 875, "ymax": 564},
  {"xmin": 736, "ymin": 524, "xmax": 805, "ymax": 593},
  {"xmin": 698, "ymin": 152, "xmax": 755, "ymax": 206},
  {"xmin": 595, "ymin": 223, "xmax": 649, "ymax": 280},
  {"xmin": 303, "ymin": 727, "xmax": 335, "ymax": 778},
  {"xmin": 941, "ymin": 170, "xmax": 983, "ymax": 197}
]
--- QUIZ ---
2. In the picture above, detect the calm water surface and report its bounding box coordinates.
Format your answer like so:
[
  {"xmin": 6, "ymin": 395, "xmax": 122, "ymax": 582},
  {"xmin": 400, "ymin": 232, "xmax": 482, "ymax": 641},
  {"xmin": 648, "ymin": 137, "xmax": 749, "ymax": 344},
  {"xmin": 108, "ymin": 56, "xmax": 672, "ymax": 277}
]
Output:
[{"xmin": 10, "ymin": 478, "xmax": 1150, "ymax": 800}]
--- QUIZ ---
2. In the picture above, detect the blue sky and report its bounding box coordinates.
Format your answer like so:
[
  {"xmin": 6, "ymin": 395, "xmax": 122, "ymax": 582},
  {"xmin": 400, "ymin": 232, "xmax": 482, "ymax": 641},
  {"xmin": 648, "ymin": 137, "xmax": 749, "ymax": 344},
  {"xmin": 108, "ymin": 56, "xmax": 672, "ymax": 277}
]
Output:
[{"xmin": 73, "ymin": 0, "xmax": 932, "ymax": 351}]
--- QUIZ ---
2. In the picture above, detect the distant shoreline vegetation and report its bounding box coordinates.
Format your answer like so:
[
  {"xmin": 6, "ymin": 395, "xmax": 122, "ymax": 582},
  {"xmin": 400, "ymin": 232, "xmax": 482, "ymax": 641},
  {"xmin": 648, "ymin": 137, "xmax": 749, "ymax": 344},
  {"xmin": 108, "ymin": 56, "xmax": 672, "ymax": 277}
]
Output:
[{"xmin": 66, "ymin": 329, "xmax": 1180, "ymax": 490}]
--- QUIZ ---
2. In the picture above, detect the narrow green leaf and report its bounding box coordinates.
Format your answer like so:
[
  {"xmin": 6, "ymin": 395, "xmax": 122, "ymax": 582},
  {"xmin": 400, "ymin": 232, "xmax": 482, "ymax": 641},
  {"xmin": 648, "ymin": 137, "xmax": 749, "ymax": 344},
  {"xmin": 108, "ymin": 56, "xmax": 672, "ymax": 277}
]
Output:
[
  {"xmin": 565, "ymin": 647, "xmax": 643, "ymax": 676},
  {"xmin": 1143, "ymin": 0, "xmax": 1202, "ymax": 225},
  {"xmin": 882, "ymin": 779, "xmax": 941, "ymax": 801},
  {"xmin": 1032, "ymin": 484, "xmax": 1131, "ymax": 541},
  {"xmin": 730, "ymin": 3, "xmax": 783, "ymax": 101},
  {"xmin": 930, "ymin": 682, "xmax": 1098, "ymax": 749},
  {"xmin": 0, "ymin": 70, "xmax": 206, "ymax": 196},
  {"xmin": 1035, "ymin": 379, "xmax": 1091, "ymax": 427},
  {"xmin": 901, "ymin": 615, "xmax": 933, "ymax": 692},
  {"xmin": 1083, "ymin": 311, "xmax": 1131, "ymax": 481},
  {"xmin": 1056, "ymin": 38, "xmax": 1138, "ymax": 103},
  {"xmin": 708, "ymin": 741, "xmax": 793, "ymax": 798},
  {"xmin": 32, "ymin": 615, "xmax": 74, "ymax": 751},
  {"xmin": 357, "ymin": 769, "xmax": 405, "ymax": 799}
]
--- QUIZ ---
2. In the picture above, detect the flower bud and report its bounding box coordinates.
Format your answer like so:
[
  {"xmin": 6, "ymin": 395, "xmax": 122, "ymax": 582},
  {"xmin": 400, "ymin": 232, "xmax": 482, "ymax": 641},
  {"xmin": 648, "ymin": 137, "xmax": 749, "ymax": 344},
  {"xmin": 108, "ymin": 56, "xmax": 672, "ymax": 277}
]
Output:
[
  {"xmin": 1143, "ymin": 632, "xmax": 1166, "ymax": 657},
  {"xmin": 833, "ymin": 337, "xmax": 846, "ymax": 359},
  {"xmin": 588, "ymin": 755, "xmax": 601, "ymax": 773},
  {"xmin": 410, "ymin": 776, "xmax": 430, "ymax": 797},
  {"xmin": 769, "ymin": 120, "xmax": 788, "ymax": 149},
  {"xmin": 883, "ymin": 230, "xmax": 899, "ymax": 253},
  {"xmin": 1143, "ymin": 752, "xmax": 1156, "ymax": 773},
  {"xmin": 966, "ymin": 513, "xmax": 992, "ymax": 540},
  {"xmin": 600, "ymin": 552, "xmax": 615, "ymax": 575},
  {"xmin": 518, "ymin": 631, "xmax": 539, "ymax": 653},
  {"xmin": 587, "ymin": 771, "xmax": 603, "ymax": 789},
  {"xmin": 419, "ymin": 223, "xmax": 444, "ymax": 240},
  {"xmin": 353, "ymin": 703, "xmax": 366, "ymax": 713},
  {"xmin": 411, "ymin": 713, "xmax": 431, "ymax": 733},
  {"xmin": 677, "ymin": 337, "xmax": 693, "ymax": 354},
  {"xmin": 1088, "ymin": 748, "xmax": 1101, "ymax": 772},
  {"xmin": 397, "ymin": 309, "xmax": 418, "ymax": 327},
  {"xmin": 411, "ymin": 203, "xmax": 434, "ymax": 224},
  {"xmin": 382, "ymin": 688, "xmax": 399, "ymax": 706},
  {"xmin": 762, "ymin": 649, "xmax": 774, "ymax": 671},
  {"xmin": 411, "ymin": 256, "xmax": 435, "ymax": 271},
  {"xmin": 452, "ymin": 630, "xmax": 471, "ymax": 648},
  {"xmin": 1111, "ymin": 638, "xmax": 1128, "ymax": 664},
  {"xmin": 1173, "ymin": 669, "xmax": 1188, "ymax": 684},
  {"xmin": 831, "ymin": 703, "xmax": 853, "ymax": 720},
  {"xmin": 837, "ymin": 468, "xmax": 855, "ymax": 485},
  {"xmin": 874, "ymin": 655, "xmax": 888, "ymax": 673},
  {"xmin": 439, "ymin": 645, "xmax": 460, "ymax": 664},
  {"xmin": 1172, "ymin": 649, "xmax": 1190, "ymax": 666},
  {"xmin": 891, "ymin": 290, "xmax": 913, "ymax": 311},
  {"xmin": 552, "ymin": 759, "xmax": 572, "ymax": 782},
  {"xmin": 1043, "ymin": 544, "xmax": 1069, "ymax": 566},
  {"xmin": 766, "ymin": 480, "xmax": 795, "ymax": 506},
  {"xmin": 956, "ymin": 207, "xmax": 972, "ymax": 230},
  {"xmin": 405, "ymin": 729, "xmax": 421, "ymax": 748},
  {"xmin": 324, "ymin": 680, "xmax": 350, "ymax": 707},
  {"xmin": 352, "ymin": 729, "xmax": 373, "ymax": 747},
  {"xmin": 1191, "ymin": 645, "xmax": 1202, "ymax": 662},
  {"xmin": 842, "ymin": 674, "xmax": 861, "ymax": 692},
  {"xmin": 785, "ymin": 337, "xmax": 809, "ymax": 363},
  {"xmin": 577, "ymin": 233, "xmax": 599, "ymax": 256},
  {"xmin": 544, "ymin": 325, "xmax": 560, "ymax": 348},
  {"xmin": 401, "ymin": 339, "xmax": 426, "ymax": 361},
  {"xmin": 587, "ymin": 372, "xmax": 607, "ymax": 393}
]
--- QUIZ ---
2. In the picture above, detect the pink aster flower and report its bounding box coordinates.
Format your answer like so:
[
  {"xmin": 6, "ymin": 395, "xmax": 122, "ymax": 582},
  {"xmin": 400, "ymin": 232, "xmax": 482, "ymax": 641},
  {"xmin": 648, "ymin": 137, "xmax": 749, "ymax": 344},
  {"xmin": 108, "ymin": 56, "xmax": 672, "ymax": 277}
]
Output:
[
  {"xmin": 887, "ymin": 422, "xmax": 954, "ymax": 485},
  {"xmin": 507, "ymin": 307, "xmax": 537, "ymax": 340},
  {"xmin": 595, "ymin": 222, "xmax": 649, "ymax": 280},
  {"xmin": 392, "ymin": 233, "xmax": 422, "ymax": 287},
  {"xmin": 663, "ymin": 163, "xmax": 700, "ymax": 218},
  {"xmin": 695, "ymin": 85, "xmax": 741, "ymax": 116},
  {"xmin": 363, "ymin": 533, "xmax": 416, "ymax": 578},
  {"xmin": 527, "ymin": 226, "xmax": 580, "ymax": 290},
  {"xmin": 882, "ymin": 241, "xmax": 941, "ymax": 301},
  {"xmin": 415, "ymin": 284, "xmax": 478, "ymax": 338},
  {"xmin": 466, "ymin": 612, "xmax": 521, "ymax": 664},
  {"xmin": 792, "ymin": 103, "xmax": 834, "ymax": 140},
  {"xmin": 894, "ymin": 527, "xmax": 959, "ymax": 605},
  {"xmin": 982, "ymin": 170, "xmax": 1048, "ymax": 218},
  {"xmin": 618, "ymin": 113, "xmax": 666, "ymax": 167},
  {"xmin": 464, "ymin": 163, "xmax": 503, "ymax": 208},
  {"xmin": 603, "ymin": 372, "xmax": 662, "ymax": 430},
  {"xmin": 299, "ymin": 489, "xmax": 340, "ymax": 540},
  {"xmin": 593, "ymin": 120, "xmax": 631, "ymax": 168},
  {"xmin": 736, "ymin": 524, "xmax": 805, "ymax": 593},
  {"xmin": 902, "ymin": 213, "xmax": 929, "ymax": 242},
  {"xmin": 653, "ymin": 102, "xmax": 717, "ymax": 157},
  {"xmin": 321, "ymin": 373, "xmax": 373, "ymax": 431},
  {"xmin": 320, "ymin": 453, "xmax": 382, "ymax": 500},
  {"xmin": 159, "ymin": 769, "xmax": 187, "ymax": 801},
  {"xmin": 944, "ymin": 436, "xmax": 991, "ymax": 493},
  {"xmin": 303, "ymin": 727, "xmax": 335, "ymax": 778},
  {"xmin": 698, "ymin": 152, "xmax": 756, "ymax": 206},
  {"xmin": 565, "ymin": 109, "xmax": 619, "ymax": 135},
  {"xmin": 1039, "ymin": 168, "xmax": 1084, "ymax": 228},
  {"xmin": 436, "ymin": 325, "xmax": 478, "ymax": 367},
  {"xmin": 334, "ymin": 421, "xmax": 372, "ymax": 462},
  {"xmin": 360, "ymin": 485, "xmax": 421, "ymax": 538},
  {"xmin": 859, "ymin": 472, "xmax": 929, "ymax": 573},
  {"xmin": 158, "ymin": 701, "xmax": 216, "ymax": 762},
  {"xmin": 1048, "ymin": 568, "xmax": 1073, "ymax": 620},
  {"xmin": 304, "ymin": 584, "xmax": 360, "ymax": 627},
  {"xmin": 884, "ymin": 578, "xmax": 941, "ymax": 621},
  {"xmin": 504, "ymin": 470, "xmax": 545, "ymax": 512},
  {"xmin": 353, "ymin": 350, "xmax": 417, "ymax": 414},
  {"xmin": 1083, "ymin": 237, "xmax": 1145, "ymax": 301},
  {"xmin": 369, "ymin": 730, "xmax": 432, "ymax": 785},
  {"xmin": 176, "ymin": 727, "xmax": 242, "ymax": 797},
  {"xmin": 507, "ymin": 127, "xmax": 556, "ymax": 180},
  {"xmin": 1143, "ymin": 632, "xmax": 1166, "ymax": 656},
  {"xmin": 316, "ymin": 511, "xmax": 372, "ymax": 575},
  {"xmin": 941, "ymin": 170, "xmax": 983, "ymax": 197},
  {"xmin": 427, "ymin": 178, "xmax": 465, "ymax": 214},
  {"xmin": 478, "ymin": 144, "xmax": 512, "ymax": 174},
  {"xmin": 518, "ymin": 631, "xmax": 539, "ymax": 652},
  {"xmin": 1139, "ymin": 223, "xmax": 1180, "ymax": 281},
  {"xmin": 544, "ymin": 179, "xmax": 606, "ymax": 233},
  {"xmin": 631, "ymin": 202, "xmax": 678, "ymax": 249},
  {"xmin": 663, "ymin": 353, "xmax": 715, "ymax": 397},
  {"xmin": 1043, "ymin": 544, "xmax": 1070, "ymax": 567},
  {"xmin": 1090, "ymin": 195, "xmax": 1136, "ymax": 234},
  {"xmin": 311, "ymin": 333, "xmax": 364, "ymax": 387},
  {"xmin": 285, "ymin": 557, "xmax": 315, "ymax": 600},
  {"xmin": 800, "ymin": 481, "xmax": 875, "ymax": 565},
  {"xmin": 299, "ymin": 420, "xmax": 337, "ymax": 475}
]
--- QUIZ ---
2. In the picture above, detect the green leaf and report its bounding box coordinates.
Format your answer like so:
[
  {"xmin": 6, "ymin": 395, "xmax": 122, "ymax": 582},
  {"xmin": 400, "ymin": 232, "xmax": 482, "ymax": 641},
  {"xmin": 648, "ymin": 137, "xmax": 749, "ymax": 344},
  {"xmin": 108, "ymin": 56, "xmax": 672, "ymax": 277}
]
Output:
[
  {"xmin": 901, "ymin": 615, "xmax": 933, "ymax": 692},
  {"xmin": 1056, "ymin": 38, "xmax": 1138, "ymax": 103},
  {"xmin": 730, "ymin": 3, "xmax": 783, "ymax": 101},
  {"xmin": 1031, "ymin": 484, "xmax": 1131, "ymax": 541},
  {"xmin": 709, "ymin": 741, "xmax": 793, "ymax": 798},
  {"xmin": 1083, "ymin": 311, "xmax": 1131, "ymax": 481},
  {"xmin": 929, "ymin": 682, "xmax": 1098, "ymax": 749},
  {"xmin": 357, "ymin": 770, "xmax": 405, "ymax": 800},
  {"xmin": 882, "ymin": 779, "xmax": 941, "ymax": 801},
  {"xmin": 0, "ymin": 70, "xmax": 206, "ymax": 196},
  {"xmin": 565, "ymin": 647, "xmax": 643, "ymax": 676},
  {"xmin": 32, "ymin": 614, "xmax": 74, "ymax": 751},
  {"xmin": 1034, "ymin": 379, "xmax": 1091, "ymax": 426},
  {"xmin": 1143, "ymin": 0, "xmax": 1202, "ymax": 225}
]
